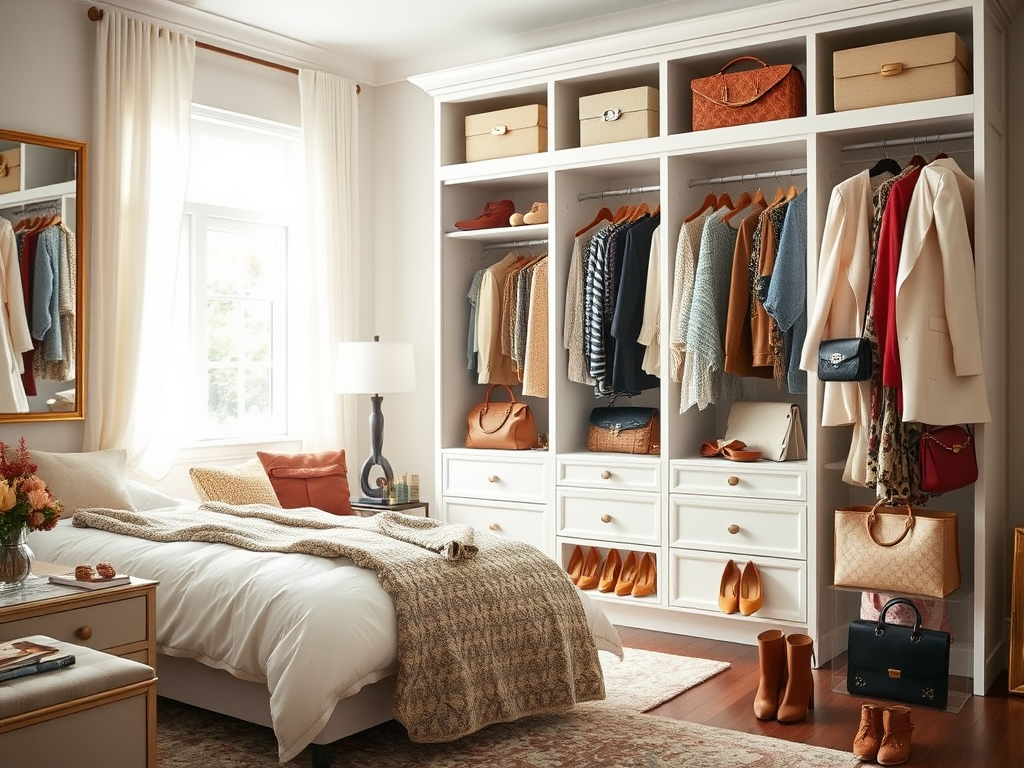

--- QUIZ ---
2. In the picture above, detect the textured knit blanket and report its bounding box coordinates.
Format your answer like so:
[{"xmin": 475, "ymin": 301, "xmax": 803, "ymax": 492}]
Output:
[{"xmin": 72, "ymin": 503, "xmax": 604, "ymax": 742}]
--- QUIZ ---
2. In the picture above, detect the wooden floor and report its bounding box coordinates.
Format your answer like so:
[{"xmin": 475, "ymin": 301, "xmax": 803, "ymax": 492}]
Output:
[{"xmin": 620, "ymin": 626, "xmax": 1024, "ymax": 768}]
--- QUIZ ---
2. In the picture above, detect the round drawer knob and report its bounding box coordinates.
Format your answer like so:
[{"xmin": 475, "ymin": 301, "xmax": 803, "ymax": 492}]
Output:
[
  {"xmin": 600, "ymin": 470, "xmax": 612, "ymax": 480},
  {"xmin": 75, "ymin": 626, "xmax": 93, "ymax": 641},
  {"xmin": 488, "ymin": 475, "xmax": 499, "ymax": 483},
  {"xmin": 728, "ymin": 524, "xmax": 740, "ymax": 535},
  {"xmin": 489, "ymin": 522, "xmax": 501, "ymax": 531},
  {"xmin": 727, "ymin": 476, "xmax": 740, "ymax": 486},
  {"xmin": 600, "ymin": 514, "xmax": 612, "ymax": 524}
]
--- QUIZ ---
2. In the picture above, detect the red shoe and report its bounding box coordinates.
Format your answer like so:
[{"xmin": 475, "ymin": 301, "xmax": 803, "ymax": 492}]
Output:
[{"xmin": 455, "ymin": 199, "xmax": 515, "ymax": 230}]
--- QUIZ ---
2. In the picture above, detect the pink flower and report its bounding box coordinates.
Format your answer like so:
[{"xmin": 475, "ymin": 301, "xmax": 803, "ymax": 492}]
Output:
[
  {"xmin": 27, "ymin": 489, "xmax": 52, "ymax": 511},
  {"xmin": 20, "ymin": 475, "xmax": 45, "ymax": 493}
]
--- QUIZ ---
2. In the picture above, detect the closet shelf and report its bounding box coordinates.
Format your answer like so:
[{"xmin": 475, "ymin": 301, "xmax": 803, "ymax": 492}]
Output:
[
  {"xmin": 444, "ymin": 223, "xmax": 548, "ymax": 243},
  {"xmin": 0, "ymin": 180, "xmax": 76, "ymax": 210}
]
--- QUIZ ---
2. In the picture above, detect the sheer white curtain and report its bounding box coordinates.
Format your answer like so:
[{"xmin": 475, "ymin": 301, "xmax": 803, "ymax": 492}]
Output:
[
  {"xmin": 298, "ymin": 70, "xmax": 361, "ymax": 453},
  {"xmin": 85, "ymin": 11, "xmax": 195, "ymax": 480}
]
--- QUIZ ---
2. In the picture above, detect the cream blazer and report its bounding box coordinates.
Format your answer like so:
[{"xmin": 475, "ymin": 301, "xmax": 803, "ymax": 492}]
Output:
[
  {"xmin": 894, "ymin": 158, "xmax": 991, "ymax": 425},
  {"xmin": 799, "ymin": 171, "xmax": 874, "ymax": 485}
]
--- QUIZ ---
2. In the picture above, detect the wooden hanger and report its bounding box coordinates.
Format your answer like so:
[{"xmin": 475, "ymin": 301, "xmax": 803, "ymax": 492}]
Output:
[
  {"xmin": 629, "ymin": 201, "xmax": 651, "ymax": 221},
  {"xmin": 716, "ymin": 192, "xmax": 734, "ymax": 210},
  {"xmin": 722, "ymin": 190, "xmax": 752, "ymax": 224},
  {"xmin": 684, "ymin": 192, "xmax": 717, "ymax": 223},
  {"xmin": 575, "ymin": 206, "xmax": 613, "ymax": 237}
]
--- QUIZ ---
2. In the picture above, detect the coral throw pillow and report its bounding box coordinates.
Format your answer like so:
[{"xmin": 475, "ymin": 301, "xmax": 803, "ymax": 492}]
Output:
[{"xmin": 257, "ymin": 450, "xmax": 354, "ymax": 516}]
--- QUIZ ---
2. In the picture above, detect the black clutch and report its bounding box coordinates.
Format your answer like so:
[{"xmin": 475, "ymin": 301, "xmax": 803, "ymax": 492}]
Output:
[
  {"xmin": 847, "ymin": 597, "xmax": 951, "ymax": 709},
  {"xmin": 817, "ymin": 337, "xmax": 872, "ymax": 381}
]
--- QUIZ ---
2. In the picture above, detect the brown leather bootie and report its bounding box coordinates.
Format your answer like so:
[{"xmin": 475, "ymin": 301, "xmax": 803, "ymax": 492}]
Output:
[
  {"xmin": 853, "ymin": 703, "xmax": 885, "ymax": 761},
  {"xmin": 777, "ymin": 633, "xmax": 814, "ymax": 723},
  {"xmin": 877, "ymin": 706, "xmax": 913, "ymax": 766},
  {"xmin": 753, "ymin": 629, "xmax": 786, "ymax": 720}
]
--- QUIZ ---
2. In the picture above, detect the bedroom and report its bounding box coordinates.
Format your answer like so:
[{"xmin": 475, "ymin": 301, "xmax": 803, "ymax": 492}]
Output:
[{"xmin": 1, "ymin": 0, "xmax": 1023, "ymax": 765}]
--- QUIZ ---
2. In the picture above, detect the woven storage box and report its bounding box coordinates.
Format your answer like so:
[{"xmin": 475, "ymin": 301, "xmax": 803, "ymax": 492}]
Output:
[
  {"xmin": 0, "ymin": 148, "xmax": 22, "ymax": 195},
  {"xmin": 579, "ymin": 86, "xmax": 659, "ymax": 146},
  {"xmin": 833, "ymin": 32, "xmax": 971, "ymax": 112},
  {"xmin": 465, "ymin": 104, "xmax": 547, "ymax": 163}
]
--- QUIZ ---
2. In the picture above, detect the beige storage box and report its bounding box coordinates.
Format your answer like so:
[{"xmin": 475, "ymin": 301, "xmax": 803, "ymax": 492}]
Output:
[
  {"xmin": 579, "ymin": 86, "xmax": 659, "ymax": 146},
  {"xmin": 833, "ymin": 32, "xmax": 971, "ymax": 112},
  {"xmin": 465, "ymin": 104, "xmax": 547, "ymax": 163},
  {"xmin": 0, "ymin": 635, "xmax": 157, "ymax": 768},
  {"xmin": 0, "ymin": 148, "xmax": 22, "ymax": 195}
]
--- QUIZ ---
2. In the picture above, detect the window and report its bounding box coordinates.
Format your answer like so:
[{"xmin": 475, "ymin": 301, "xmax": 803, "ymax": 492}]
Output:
[{"xmin": 181, "ymin": 106, "xmax": 305, "ymax": 442}]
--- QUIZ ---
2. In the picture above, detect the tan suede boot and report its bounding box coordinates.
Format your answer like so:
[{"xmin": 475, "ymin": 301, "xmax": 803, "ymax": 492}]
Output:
[
  {"xmin": 852, "ymin": 703, "xmax": 885, "ymax": 761},
  {"xmin": 777, "ymin": 634, "xmax": 815, "ymax": 723},
  {"xmin": 753, "ymin": 629, "xmax": 785, "ymax": 720},
  {"xmin": 877, "ymin": 706, "xmax": 914, "ymax": 766}
]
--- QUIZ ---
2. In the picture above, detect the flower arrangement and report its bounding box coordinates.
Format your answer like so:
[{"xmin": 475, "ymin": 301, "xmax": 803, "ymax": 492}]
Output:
[{"xmin": 0, "ymin": 438, "xmax": 62, "ymax": 545}]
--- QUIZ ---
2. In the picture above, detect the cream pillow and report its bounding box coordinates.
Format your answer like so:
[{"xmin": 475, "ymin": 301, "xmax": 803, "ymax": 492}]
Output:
[
  {"xmin": 189, "ymin": 458, "xmax": 281, "ymax": 506},
  {"xmin": 30, "ymin": 449, "xmax": 137, "ymax": 519}
]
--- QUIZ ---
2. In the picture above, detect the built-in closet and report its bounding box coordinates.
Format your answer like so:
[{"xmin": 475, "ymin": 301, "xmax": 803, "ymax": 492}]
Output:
[{"xmin": 412, "ymin": 0, "xmax": 1015, "ymax": 697}]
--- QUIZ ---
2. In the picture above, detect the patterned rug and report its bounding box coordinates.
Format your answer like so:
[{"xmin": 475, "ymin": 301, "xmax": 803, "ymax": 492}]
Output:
[{"xmin": 157, "ymin": 649, "xmax": 858, "ymax": 768}]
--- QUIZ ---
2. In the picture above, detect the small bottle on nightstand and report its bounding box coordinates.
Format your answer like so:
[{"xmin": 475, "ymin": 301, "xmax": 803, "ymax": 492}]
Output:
[{"xmin": 409, "ymin": 474, "xmax": 420, "ymax": 502}]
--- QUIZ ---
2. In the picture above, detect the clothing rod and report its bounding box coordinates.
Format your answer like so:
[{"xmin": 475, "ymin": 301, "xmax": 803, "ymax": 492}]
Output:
[
  {"xmin": 86, "ymin": 6, "xmax": 361, "ymax": 93},
  {"xmin": 577, "ymin": 185, "xmax": 660, "ymax": 203},
  {"xmin": 482, "ymin": 239, "xmax": 549, "ymax": 251},
  {"xmin": 840, "ymin": 131, "xmax": 972, "ymax": 152},
  {"xmin": 688, "ymin": 168, "xmax": 807, "ymax": 188},
  {"xmin": 838, "ymin": 148, "xmax": 973, "ymax": 166}
]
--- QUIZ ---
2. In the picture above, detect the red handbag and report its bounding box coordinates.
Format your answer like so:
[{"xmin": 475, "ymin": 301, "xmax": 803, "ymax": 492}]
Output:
[{"xmin": 918, "ymin": 424, "xmax": 978, "ymax": 494}]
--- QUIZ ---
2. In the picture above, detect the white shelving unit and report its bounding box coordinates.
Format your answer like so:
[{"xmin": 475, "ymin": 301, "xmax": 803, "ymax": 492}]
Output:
[{"xmin": 412, "ymin": 0, "xmax": 1017, "ymax": 695}]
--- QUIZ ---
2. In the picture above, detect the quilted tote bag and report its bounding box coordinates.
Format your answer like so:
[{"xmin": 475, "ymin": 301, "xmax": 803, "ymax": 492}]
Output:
[
  {"xmin": 691, "ymin": 56, "xmax": 806, "ymax": 131},
  {"xmin": 834, "ymin": 500, "xmax": 961, "ymax": 598}
]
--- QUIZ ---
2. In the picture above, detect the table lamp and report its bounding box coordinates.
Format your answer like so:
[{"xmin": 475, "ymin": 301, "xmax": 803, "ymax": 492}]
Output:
[{"xmin": 335, "ymin": 336, "xmax": 416, "ymax": 501}]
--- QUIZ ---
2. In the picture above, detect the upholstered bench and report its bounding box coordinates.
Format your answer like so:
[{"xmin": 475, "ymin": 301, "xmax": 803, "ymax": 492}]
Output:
[{"xmin": 0, "ymin": 634, "xmax": 156, "ymax": 768}]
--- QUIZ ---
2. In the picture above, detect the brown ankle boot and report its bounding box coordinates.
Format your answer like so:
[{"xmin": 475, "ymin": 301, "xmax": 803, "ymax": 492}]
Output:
[
  {"xmin": 877, "ymin": 706, "xmax": 913, "ymax": 766},
  {"xmin": 753, "ymin": 629, "xmax": 785, "ymax": 720},
  {"xmin": 777, "ymin": 634, "xmax": 814, "ymax": 723},
  {"xmin": 852, "ymin": 703, "xmax": 885, "ymax": 761}
]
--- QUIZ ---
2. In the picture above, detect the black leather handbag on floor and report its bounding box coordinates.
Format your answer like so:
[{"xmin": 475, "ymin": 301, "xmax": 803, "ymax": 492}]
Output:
[{"xmin": 847, "ymin": 597, "xmax": 950, "ymax": 709}]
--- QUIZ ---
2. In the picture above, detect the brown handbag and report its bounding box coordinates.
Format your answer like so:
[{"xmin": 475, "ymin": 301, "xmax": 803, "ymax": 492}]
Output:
[
  {"xmin": 466, "ymin": 384, "xmax": 539, "ymax": 450},
  {"xmin": 587, "ymin": 407, "xmax": 660, "ymax": 455},
  {"xmin": 691, "ymin": 56, "xmax": 805, "ymax": 131}
]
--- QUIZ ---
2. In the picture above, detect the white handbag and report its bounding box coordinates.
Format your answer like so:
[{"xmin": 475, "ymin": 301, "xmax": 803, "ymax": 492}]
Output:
[{"xmin": 724, "ymin": 401, "xmax": 806, "ymax": 462}]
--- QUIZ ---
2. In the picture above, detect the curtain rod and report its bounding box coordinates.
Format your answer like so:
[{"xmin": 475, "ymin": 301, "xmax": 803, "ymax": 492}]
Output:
[
  {"xmin": 577, "ymin": 185, "xmax": 659, "ymax": 203},
  {"xmin": 840, "ymin": 131, "xmax": 972, "ymax": 152},
  {"xmin": 86, "ymin": 6, "xmax": 361, "ymax": 93},
  {"xmin": 689, "ymin": 168, "xmax": 807, "ymax": 187}
]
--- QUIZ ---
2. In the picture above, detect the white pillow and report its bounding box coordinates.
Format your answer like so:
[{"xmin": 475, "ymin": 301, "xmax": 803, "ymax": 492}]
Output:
[
  {"xmin": 30, "ymin": 449, "xmax": 137, "ymax": 519},
  {"xmin": 123, "ymin": 479, "xmax": 185, "ymax": 512}
]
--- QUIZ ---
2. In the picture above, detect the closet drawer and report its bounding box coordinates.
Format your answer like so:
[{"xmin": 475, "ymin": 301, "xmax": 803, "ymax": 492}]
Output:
[
  {"xmin": 442, "ymin": 497, "xmax": 546, "ymax": 552},
  {"xmin": 556, "ymin": 453, "xmax": 660, "ymax": 492},
  {"xmin": 669, "ymin": 459, "xmax": 806, "ymax": 501},
  {"xmin": 442, "ymin": 450, "xmax": 548, "ymax": 504},
  {"xmin": 670, "ymin": 495, "xmax": 806, "ymax": 559},
  {"xmin": 669, "ymin": 550, "xmax": 806, "ymax": 623},
  {"xmin": 556, "ymin": 488, "xmax": 660, "ymax": 547}
]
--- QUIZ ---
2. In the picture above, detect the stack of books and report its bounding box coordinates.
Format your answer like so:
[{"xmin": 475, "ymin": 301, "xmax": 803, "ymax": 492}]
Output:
[
  {"xmin": 48, "ymin": 572, "xmax": 131, "ymax": 590},
  {"xmin": 0, "ymin": 639, "xmax": 75, "ymax": 683}
]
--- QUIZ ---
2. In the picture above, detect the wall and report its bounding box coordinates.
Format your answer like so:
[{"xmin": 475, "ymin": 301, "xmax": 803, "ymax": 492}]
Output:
[{"xmin": 1009, "ymin": 11, "xmax": 1023, "ymax": 537}]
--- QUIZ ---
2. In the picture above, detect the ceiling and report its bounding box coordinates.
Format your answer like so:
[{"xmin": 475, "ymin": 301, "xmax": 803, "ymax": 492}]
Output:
[{"xmin": 143, "ymin": 0, "xmax": 774, "ymax": 84}]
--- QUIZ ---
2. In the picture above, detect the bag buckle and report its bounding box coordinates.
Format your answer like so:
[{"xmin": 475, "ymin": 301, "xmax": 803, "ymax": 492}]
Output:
[
  {"xmin": 602, "ymin": 109, "xmax": 621, "ymax": 122},
  {"xmin": 828, "ymin": 352, "xmax": 845, "ymax": 366},
  {"xmin": 611, "ymin": 423, "xmax": 622, "ymax": 437},
  {"xmin": 490, "ymin": 125, "xmax": 508, "ymax": 136},
  {"xmin": 880, "ymin": 62, "xmax": 903, "ymax": 77},
  {"xmin": 888, "ymin": 668, "xmax": 902, "ymax": 679}
]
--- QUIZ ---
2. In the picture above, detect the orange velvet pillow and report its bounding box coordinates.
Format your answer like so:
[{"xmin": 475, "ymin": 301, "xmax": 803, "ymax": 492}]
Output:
[{"xmin": 256, "ymin": 450, "xmax": 354, "ymax": 516}]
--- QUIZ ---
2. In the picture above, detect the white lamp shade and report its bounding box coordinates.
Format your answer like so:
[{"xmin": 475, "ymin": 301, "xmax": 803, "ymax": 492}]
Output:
[{"xmin": 335, "ymin": 341, "xmax": 416, "ymax": 394}]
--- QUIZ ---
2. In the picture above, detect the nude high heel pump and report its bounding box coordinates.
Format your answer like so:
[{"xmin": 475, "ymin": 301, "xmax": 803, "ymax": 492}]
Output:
[
  {"xmin": 598, "ymin": 549, "xmax": 622, "ymax": 592},
  {"xmin": 718, "ymin": 559, "xmax": 740, "ymax": 614},
  {"xmin": 566, "ymin": 545, "xmax": 586, "ymax": 585},
  {"xmin": 631, "ymin": 552, "xmax": 656, "ymax": 597},
  {"xmin": 576, "ymin": 547, "xmax": 602, "ymax": 590},
  {"xmin": 739, "ymin": 561, "xmax": 764, "ymax": 616},
  {"xmin": 615, "ymin": 551, "xmax": 639, "ymax": 596}
]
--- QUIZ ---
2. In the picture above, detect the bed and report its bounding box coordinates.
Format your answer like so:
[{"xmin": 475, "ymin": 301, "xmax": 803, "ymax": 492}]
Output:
[{"xmin": 27, "ymin": 477, "xmax": 623, "ymax": 767}]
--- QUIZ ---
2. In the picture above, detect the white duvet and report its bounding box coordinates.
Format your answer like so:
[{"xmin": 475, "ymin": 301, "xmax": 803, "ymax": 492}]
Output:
[{"xmin": 27, "ymin": 487, "xmax": 622, "ymax": 763}]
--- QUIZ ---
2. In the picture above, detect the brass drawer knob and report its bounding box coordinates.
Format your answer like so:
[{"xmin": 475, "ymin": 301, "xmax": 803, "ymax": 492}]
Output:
[
  {"xmin": 727, "ymin": 476, "xmax": 740, "ymax": 486},
  {"xmin": 600, "ymin": 470, "xmax": 612, "ymax": 480},
  {"xmin": 488, "ymin": 475, "xmax": 499, "ymax": 483},
  {"xmin": 75, "ymin": 626, "xmax": 93, "ymax": 641},
  {"xmin": 728, "ymin": 524, "xmax": 740, "ymax": 535},
  {"xmin": 600, "ymin": 513, "xmax": 612, "ymax": 523},
  {"xmin": 489, "ymin": 522, "xmax": 501, "ymax": 531}
]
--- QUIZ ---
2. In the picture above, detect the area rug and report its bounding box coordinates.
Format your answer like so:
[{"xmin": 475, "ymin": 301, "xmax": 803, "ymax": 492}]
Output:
[{"xmin": 591, "ymin": 647, "xmax": 731, "ymax": 712}]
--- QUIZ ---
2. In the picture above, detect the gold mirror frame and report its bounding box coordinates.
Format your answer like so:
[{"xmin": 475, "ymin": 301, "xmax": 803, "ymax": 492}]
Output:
[
  {"xmin": 1011, "ymin": 528, "xmax": 1024, "ymax": 694},
  {"xmin": 0, "ymin": 128, "xmax": 86, "ymax": 422}
]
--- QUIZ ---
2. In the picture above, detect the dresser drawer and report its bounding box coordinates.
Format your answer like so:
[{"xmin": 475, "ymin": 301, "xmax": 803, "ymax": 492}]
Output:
[
  {"xmin": 669, "ymin": 550, "xmax": 806, "ymax": 623},
  {"xmin": 0, "ymin": 596, "xmax": 147, "ymax": 654},
  {"xmin": 670, "ymin": 495, "xmax": 805, "ymax": 559},
  {"xmin": 556, "ymin": 487, "xmax": 660, "ymax": 547},
  {"xmin": 670, "ymin": 459, "xmax": 806, "ymax": 501},
  {"xmin": 443, "ymin": 497, "xmax": 547, "ymax": 552},
  {"xmin": 557, "ymin": 453, "xmax": 660, "ymax": 492},
  {"xmin": 442, "ymin": 450, "xmax": 548, "ymax": 503}
]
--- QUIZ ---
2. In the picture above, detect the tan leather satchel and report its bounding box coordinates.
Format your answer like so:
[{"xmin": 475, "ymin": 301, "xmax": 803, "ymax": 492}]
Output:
[
  {"xmin": 834, "ymin": 500, "xmax": 961, "ymax": 598},
  {"xmin": 691, "ymin": 56, "xmax": 805, "ymax": 131},
  {"xmin": 466, "ymin": 384, "xmax": 539, "ymax": 450}
]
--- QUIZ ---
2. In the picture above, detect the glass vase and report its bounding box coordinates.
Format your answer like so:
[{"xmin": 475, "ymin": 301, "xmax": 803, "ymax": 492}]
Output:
[{"xmin": 0, "ymin": 529, "xmax": 34, "ymax": 590}]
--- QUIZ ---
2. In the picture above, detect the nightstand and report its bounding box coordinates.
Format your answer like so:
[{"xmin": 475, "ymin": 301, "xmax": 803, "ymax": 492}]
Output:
[
  {"xmin": 351, "ymin": 500, "xmax": 430, "ymax": 518},
  {"xmin": 0, "ymin": 562, "xmax": 158, "ymax": 668}
]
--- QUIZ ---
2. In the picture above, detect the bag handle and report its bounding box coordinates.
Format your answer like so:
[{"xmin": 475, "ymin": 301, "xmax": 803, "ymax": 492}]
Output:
[
  {"xmin": 876, "ymin": 597, "xmax": 923, "ymax": 642},
  {"xmin": 921, "ymin": 424, "xmax": 973, "ymax": 453},
  {"xmin": 865, "ymin": 499, "xmax": 915, "ymax": 547},
  {"xmin": 476, "ymin": 384, "xmax": 516, "ymax": 435},
  {"xmin": 715, "ymin": 56, "xmax": 769, "ymax": 75}
]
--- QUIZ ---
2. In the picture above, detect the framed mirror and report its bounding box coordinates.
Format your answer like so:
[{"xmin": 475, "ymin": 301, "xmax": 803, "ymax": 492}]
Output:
[{"xmin": 0, "ymin": 128, "xmax": 86, "ymax": 421}]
